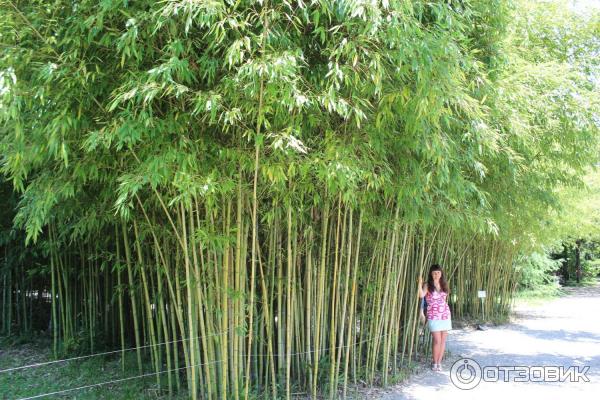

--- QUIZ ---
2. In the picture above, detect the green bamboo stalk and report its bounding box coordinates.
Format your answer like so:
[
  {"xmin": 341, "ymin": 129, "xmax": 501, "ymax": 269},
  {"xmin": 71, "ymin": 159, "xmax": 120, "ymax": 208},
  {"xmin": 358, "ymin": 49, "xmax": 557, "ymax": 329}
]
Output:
[
  {"xmin": 312, "ymin": 201, "xmax": 329, "ymax": 399},
  {"xmin": 122, "ymin": 223, "xmax": 143, "ymax": 374}
]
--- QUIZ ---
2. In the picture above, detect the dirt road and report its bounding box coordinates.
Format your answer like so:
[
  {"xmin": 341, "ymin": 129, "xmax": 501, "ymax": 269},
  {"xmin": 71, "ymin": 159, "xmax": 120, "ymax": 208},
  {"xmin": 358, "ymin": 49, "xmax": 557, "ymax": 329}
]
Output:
[{"xmin": 380, "ymin": 280, "xmax": 600, "ymax": 400}]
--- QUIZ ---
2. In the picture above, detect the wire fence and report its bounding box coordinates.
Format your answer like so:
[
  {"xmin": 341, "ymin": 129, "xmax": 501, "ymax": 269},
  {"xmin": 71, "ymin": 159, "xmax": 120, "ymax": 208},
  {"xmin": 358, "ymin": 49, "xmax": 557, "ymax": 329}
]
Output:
[
  {"xmin": 9, "ymin": 330, "xmax": 415, "ymax": 400},
  {"xmin": 0, "ymin": 328, "xmax": 233, "ymax": 374}
]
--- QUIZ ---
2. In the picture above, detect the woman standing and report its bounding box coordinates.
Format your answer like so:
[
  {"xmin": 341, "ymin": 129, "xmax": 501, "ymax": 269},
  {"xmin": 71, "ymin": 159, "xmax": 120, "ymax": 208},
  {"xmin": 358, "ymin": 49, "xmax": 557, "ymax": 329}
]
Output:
[{"xmin": 418, "ymin": 264, "xmax": 452, "ymax": 371}]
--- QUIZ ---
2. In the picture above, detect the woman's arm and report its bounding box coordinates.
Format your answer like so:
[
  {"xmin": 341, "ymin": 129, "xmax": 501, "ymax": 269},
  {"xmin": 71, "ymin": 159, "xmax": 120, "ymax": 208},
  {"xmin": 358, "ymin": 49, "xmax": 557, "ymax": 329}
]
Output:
[{"xmin": 417, "ymin": 277, "xmax": 426, "ymax": 298}]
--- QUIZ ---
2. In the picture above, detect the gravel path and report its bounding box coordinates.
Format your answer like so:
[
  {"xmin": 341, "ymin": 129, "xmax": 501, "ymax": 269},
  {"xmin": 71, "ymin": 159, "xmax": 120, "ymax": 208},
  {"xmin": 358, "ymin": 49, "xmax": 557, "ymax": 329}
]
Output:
[{"xmin": 380, "ymin": 280, "xmax": 600, "ymax": 400}]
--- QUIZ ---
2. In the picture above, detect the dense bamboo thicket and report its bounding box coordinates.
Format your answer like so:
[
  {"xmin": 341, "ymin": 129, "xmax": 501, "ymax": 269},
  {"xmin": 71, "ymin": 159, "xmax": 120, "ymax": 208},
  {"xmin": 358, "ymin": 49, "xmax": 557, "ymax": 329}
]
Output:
[{"xmin": 1, "ymin": 0, "xmax": 598, "ymax": 399}]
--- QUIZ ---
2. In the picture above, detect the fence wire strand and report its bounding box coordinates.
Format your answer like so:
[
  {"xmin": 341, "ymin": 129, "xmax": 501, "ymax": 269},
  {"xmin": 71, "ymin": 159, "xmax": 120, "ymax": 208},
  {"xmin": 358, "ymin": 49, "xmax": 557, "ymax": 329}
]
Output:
[{"xmin": 13, "ymin": 331, "xmax": 407, "ymax": 400}]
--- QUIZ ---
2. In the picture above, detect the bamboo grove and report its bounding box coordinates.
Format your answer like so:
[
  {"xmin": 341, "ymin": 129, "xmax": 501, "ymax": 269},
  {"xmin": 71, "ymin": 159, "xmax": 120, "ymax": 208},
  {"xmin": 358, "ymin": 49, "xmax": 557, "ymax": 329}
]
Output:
[{"xmin": 0, "ymin": 0, "xmax": 598, "ymax": 399}]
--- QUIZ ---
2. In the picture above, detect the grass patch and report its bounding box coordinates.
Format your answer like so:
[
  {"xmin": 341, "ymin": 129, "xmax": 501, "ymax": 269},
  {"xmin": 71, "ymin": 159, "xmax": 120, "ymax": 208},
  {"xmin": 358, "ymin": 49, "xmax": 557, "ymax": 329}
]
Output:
[
  {"xmin": 0, "ymin": 335, "xmax": 186, "ymax": 399},
  {"xmin": 515, "ymin": 281, "xmax": 564, "ymax": 303},
  {"xmin": 562, "ymin": 277, "xmax": 599, "ymax": 287}
]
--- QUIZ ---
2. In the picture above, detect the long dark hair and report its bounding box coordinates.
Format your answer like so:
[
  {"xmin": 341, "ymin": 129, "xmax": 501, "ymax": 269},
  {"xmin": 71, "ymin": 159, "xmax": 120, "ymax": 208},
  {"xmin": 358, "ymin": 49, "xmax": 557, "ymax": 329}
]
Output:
[{"xmin": 427, "ymin": 264, "xmax": 449, "ymax": 294}]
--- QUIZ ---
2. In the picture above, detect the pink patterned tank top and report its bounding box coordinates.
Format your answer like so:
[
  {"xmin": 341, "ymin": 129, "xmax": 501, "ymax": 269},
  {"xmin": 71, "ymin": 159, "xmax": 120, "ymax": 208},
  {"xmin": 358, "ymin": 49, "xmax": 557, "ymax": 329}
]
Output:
[{"xmin": 425, "ymin": 290, "xmax": 451, "ymax": 320}]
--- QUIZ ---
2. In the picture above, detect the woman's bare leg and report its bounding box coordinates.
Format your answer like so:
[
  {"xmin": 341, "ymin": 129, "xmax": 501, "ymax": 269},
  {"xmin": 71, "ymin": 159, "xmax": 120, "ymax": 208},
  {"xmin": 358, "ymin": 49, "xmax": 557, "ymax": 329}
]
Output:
[
  {"xmin": 438, "ymin": 331, "xmax": 448, "ymax": 364},
  {"xmin": 431, "ymin": 331, "xmax": 442, "ymax": 366}
]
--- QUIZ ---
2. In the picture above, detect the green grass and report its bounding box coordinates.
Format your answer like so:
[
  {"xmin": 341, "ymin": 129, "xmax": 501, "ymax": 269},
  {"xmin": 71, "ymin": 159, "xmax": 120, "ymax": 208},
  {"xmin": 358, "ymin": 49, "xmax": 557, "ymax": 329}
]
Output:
[
  {"xmin": 515, "ymin": 281, "xmax": 564, "ymax": 303},
  {"xmin": 515, "ymin": 276, "xmax": 600, "ymax": 302},
  {"xmin": 0, "ymin": 335, "xmax": 186, "ymax": 400},
  {"xmin": 562, "ymin": 276, "xmax": 599, "ymax": 287}
]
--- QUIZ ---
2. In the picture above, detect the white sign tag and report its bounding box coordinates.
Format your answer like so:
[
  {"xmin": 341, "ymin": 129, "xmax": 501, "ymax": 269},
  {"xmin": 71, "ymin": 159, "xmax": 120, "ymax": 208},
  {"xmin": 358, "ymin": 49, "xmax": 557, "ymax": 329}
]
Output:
[{"xmin": 478, "ymin": 290, "xmax": 487, "ymax": 298}]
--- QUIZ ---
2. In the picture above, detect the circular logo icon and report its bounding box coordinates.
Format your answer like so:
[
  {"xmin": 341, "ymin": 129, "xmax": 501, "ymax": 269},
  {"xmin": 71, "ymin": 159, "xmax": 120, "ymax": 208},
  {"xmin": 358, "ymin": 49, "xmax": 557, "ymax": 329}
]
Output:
[{"xmin": 450, "ymin": 358, "xmax": 482, "ymax": 390}]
